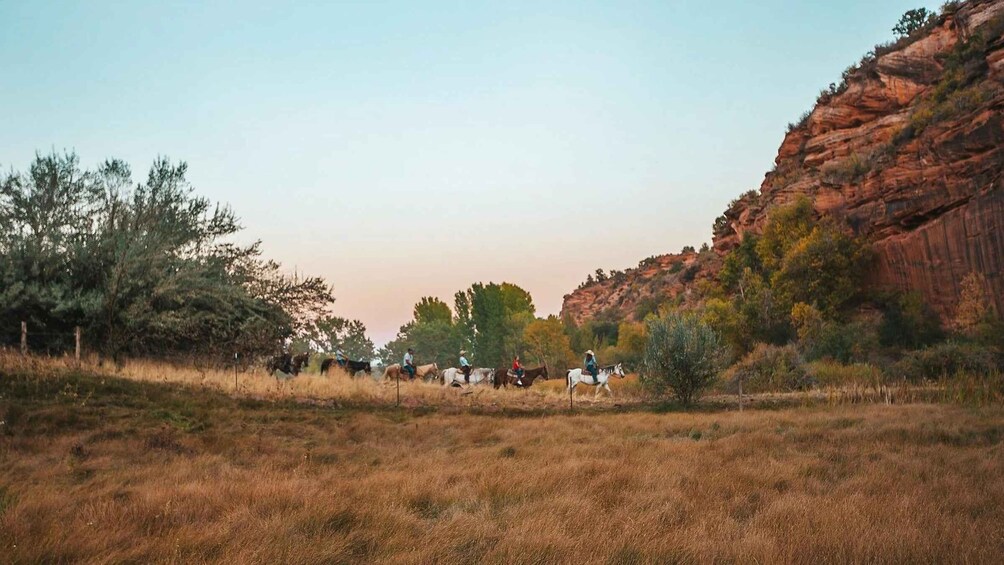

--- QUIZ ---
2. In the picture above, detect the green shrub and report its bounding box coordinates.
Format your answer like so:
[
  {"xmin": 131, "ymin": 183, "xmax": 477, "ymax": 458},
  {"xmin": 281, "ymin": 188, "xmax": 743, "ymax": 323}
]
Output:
[
  {"xmin": 801, "ymin": 318, "xmax": 880, "ymax": 364},
  {"xmin": 642, "ymin": 313, "xmax": 725, "ymax": 406},
  {"xmin": 727, "ymin": 344, "xmax": 812, "ymax": 393},
  {"xmin": 890, "ymin": 342, "xmax": 1003, "ymax": 382}
]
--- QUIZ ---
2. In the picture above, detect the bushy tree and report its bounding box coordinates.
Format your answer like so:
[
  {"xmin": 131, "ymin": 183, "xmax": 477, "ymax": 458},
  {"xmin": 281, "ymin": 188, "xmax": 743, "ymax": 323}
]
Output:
[
  {"xmin": 771, "ymin": 223, "xmax": 870, "ymax": 317},
  {"xmin": 522, "ymin": 315, "xmax": 576, "ymax": 372},
  {"xmin": 893, "ymin": 8, "xmax": 933, "ymax": 38},
  {"xmin": 0, "ymin": 151, "xmax": 334, "ymax": 362},
  {"xmin": 641, "ymin": 313, "xmax": 724, "ymax": 406}
]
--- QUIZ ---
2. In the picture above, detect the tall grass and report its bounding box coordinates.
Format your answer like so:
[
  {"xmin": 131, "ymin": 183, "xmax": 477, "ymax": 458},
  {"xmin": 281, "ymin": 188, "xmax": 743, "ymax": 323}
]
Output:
[{"xmin": 1, "ymin": 360, "xmax": 1003, "ymax": 563}]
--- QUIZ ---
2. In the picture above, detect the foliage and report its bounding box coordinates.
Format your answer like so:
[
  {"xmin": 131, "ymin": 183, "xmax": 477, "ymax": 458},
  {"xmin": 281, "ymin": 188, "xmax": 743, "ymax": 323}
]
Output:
[
  {"xmin": 899, "ymin": 14, "xmax": 1004, "ymax": 141},
  {"xmin": 413, "ymin": 297, "xmax": 452, "ymax": 325},
  {"xmin": 755, "ymin": 196, "xmax": 816, "ymax": 272},
  {"xmin": 641, "ymin": 313, "xmax": 724, "ymax": 405},
  {"xmin": 383, "ymin": 283, "xmax": 535, "ymax": 368},
  {"xmin": 893, "ymin": 8, "xmax": 934, "ymax": 38},
  {"xmin": 771, "ymin": 223, "xmax": 870, "ymax": 317},
  {"xmin": 0, "ymin": 151, "xmax": 334, "ymax": 362},
  {"xmin": 522, "ymin": 315, "xmax": 576, "ymax": 372},
  {"xmin": 728, "ymin": 344, "xmax": 811, "ymax": 393},
  {"xmin": 719, "ymin": 234, "xmax": 762, "ymax": 293},
  {"xmin": 878, "ymin": 291, "xmax": 944, "ymax": 349},
  {"xmin": 301, "ymin": 316, "xmax": 375, "ymax": 360},
  {"xmin": 890, "ymin": 342, "xmax": 1003, "ymax": 382}
]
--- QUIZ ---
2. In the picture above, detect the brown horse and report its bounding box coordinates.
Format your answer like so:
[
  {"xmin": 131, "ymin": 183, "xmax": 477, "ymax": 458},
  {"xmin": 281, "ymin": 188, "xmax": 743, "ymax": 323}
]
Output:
[
  {"xmin": 291, "ymin": 352, "xmax": 310, "ymax": 375},
  {"xmin": 383, "ymin": 363, "xmax": 439, "ymax": 381},
  {"xmin": 494, "ymin": 365, "xmax": 549, "ymax": 389}
]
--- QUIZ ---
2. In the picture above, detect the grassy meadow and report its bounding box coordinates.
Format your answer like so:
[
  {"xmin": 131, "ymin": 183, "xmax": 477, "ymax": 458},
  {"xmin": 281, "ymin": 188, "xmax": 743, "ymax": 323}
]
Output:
[{"xmin": 2, "ymin": 353, "xmax": 1003, "ymax": 563}]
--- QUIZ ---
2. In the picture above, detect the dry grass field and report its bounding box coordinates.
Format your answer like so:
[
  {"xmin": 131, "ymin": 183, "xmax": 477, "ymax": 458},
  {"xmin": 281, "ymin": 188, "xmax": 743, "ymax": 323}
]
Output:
[{"xmin": 2, "ymin": 354, "xmax": 1003, "ymax": 563}]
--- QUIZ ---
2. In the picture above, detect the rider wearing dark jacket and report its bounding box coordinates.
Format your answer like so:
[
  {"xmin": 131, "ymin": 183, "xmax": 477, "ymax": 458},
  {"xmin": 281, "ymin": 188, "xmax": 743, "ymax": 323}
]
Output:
[{"xmin": 584, "ymin": 350, "xmax": 599, "ymax": 382}]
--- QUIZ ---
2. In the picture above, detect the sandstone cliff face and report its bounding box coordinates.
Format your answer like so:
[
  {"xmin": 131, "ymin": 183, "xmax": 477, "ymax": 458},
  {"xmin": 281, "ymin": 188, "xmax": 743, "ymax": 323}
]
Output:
[
  {"xmin": 560, "ymin": 252, "xmax": 718, "ymax": 325},
  {"xmin": 564, "ymin": 0, "xmax": 1004, "ymax": 324}
]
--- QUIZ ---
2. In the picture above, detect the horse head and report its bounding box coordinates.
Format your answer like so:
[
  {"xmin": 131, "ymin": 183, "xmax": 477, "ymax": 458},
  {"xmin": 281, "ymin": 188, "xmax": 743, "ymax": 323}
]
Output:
[
  {"xmin": 540, "ymin": 365, "xmax": 549, "ymax": 380},
  {"xmin": 613, "ymin": 363, "xmax": 626, "ymax": 378}
]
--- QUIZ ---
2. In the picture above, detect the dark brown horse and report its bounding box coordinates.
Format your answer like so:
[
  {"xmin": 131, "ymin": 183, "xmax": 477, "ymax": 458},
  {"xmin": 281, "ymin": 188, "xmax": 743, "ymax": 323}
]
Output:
[
  {"xmin": 320, "ymin": 358, "xmax": 372, "ymax": 376},
  {"xmin": 494, "ymin": 365, "xmax": 549, "ymax": 389},
  {"xmin": 291, "ymin": 352, "xmax": 310, "ymax": 375},
  {"xmin": 266, "ymin": 353, "xmax": 292, "ymax": 376}
]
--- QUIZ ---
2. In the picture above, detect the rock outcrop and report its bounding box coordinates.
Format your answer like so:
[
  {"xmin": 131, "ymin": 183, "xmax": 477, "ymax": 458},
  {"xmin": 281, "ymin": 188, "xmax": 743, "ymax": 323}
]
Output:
[
  {"xmin": 560, "ymin": 252, "xmax": 719, "ymax": 326},
  {"xmin": 564, "ymin": 0, "xmax": 1004, "ymax": 324}
]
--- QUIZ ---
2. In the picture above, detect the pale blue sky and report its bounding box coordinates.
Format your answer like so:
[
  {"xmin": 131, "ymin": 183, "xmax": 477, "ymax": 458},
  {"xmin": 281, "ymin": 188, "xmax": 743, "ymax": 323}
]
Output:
[{"xmin": 1, "ymin": 1, "xmax": 938, "ymax": 344}]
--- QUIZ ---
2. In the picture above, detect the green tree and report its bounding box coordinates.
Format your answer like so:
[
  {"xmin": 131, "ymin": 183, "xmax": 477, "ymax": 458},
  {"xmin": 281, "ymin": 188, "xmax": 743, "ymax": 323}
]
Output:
[
  {"xmin": 755, "ymin": 196, "xmax": 816, "ymax": 272},
  {"xmin": 893, "ymin": 8, "xmax": 932, "ymax": 38},
  {"xmin": 414, "ymin": 296, "xmax": 452, "ymax": 325},
  {"xmin": 522, "ymin": 315, "xmax": 576, "ymax": 372},
  {"xmin": 0, "ymin": 151, "xmax": 333, "ymax": 362},
  {"xmin": 641, "ymin": 313, "xmax": 724, "ymax": 406},
  {"xmin": 770, "ymin": 223, "xmax": 870, "ymax": 317}
]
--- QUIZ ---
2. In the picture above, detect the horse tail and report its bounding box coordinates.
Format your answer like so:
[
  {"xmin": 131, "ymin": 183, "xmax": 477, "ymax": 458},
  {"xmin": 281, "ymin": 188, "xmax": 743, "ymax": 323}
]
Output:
[{"xmin": 566, "ymin": 370, "xmax": 572, "ymax": 389}]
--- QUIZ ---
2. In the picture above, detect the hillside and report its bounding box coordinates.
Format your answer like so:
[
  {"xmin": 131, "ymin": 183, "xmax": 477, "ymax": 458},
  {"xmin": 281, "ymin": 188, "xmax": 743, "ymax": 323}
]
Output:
[{"xmin": 563, "ymin": 0, "xmax": 1004, "ymax": 324}]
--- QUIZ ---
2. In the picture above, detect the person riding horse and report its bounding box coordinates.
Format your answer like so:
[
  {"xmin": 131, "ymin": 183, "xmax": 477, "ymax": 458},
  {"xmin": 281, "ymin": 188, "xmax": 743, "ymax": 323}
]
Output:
[
  {"xmin": 512, "ymin": 355, "xmax": 525, "ymax": 386},
  {"xmin": 459, "ymin": 350, "xmax": 472, "ymax": 383},
  {"xmin": 335, "ymin": 348, "xmax": 348, "ymax": 369},
  {"xmin": 403, "ymin": 348, "xmax": 417, "ymax": 380},
  {"xmin": 584, "ymin": 350, "xmax": 599, "ymax": 384}
]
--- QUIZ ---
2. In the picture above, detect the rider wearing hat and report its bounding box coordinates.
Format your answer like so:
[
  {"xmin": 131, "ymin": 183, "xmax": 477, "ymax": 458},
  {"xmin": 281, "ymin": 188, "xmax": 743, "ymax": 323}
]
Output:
[
  {"xmin": 584, "ymin": 350, "xmax": 599, "ymax": 383},
  {"xmin": 403, "ymin": 348, "xmax": 417, "ymax": 380},
  {"xmin": 459, "ymin": 350, "xmax": 472, "ymax": 383}
]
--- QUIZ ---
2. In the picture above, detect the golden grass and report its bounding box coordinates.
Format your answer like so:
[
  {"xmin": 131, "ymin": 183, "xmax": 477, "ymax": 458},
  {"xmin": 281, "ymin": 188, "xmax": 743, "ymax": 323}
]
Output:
[{"xmin": 2, "ymin": 354, "xmax": 1003, "ymax": 563}]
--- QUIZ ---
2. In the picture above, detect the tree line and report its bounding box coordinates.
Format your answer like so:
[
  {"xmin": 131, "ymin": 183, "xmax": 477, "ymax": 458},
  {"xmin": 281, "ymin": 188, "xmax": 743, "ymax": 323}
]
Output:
[{"xmin": 0, "ymin": 151, "xmax": 369, "ymax": 365}]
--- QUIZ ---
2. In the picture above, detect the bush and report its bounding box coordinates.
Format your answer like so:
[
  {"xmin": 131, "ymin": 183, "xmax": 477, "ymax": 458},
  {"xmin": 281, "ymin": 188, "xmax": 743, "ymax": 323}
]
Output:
[
  {"xmin": 890, "ymin": 342, "xmax": 1003, "ymax": 382},
  {"xmin": 801, "ymin": 318, "xmax": 880, "ymax": 364},
  {"xmin": 728, "ymin": 344, "xmax": 812, "ymax": 393},
  {"xmin": 642, "ymin": 313, "xmax": 725, "ymax": 406}
]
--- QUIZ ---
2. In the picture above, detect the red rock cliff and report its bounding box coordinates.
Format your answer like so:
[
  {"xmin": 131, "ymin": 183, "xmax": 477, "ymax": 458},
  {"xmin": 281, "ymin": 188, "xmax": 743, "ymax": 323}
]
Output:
[{"xmin": 564, "ymin": 0, "xmax": 1004, "ymax": 324}]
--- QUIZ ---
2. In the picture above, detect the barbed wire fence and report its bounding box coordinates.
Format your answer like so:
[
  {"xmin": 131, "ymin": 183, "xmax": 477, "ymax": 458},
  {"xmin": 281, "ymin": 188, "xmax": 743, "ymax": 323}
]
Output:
[{"xmin": 8, "ymin": 321, "xmax": 83, "ymax": 361}]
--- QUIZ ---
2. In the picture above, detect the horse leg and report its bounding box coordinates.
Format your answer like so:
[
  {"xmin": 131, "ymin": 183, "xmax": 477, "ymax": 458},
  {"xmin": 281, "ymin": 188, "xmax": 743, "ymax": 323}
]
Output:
[{"xmin": 604, "ymin": 383, "xmax": 613, "ymax": 397}]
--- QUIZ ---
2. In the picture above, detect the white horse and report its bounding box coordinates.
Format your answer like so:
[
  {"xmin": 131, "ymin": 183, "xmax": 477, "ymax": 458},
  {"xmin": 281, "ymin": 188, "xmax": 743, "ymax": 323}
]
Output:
[
  {"xmin": 442, "ymin": 367, "xmax": 495, "ymax": 387},
  {"xmin": 566, "ymin": 363, "xmax": 626, "ymax": 398}
]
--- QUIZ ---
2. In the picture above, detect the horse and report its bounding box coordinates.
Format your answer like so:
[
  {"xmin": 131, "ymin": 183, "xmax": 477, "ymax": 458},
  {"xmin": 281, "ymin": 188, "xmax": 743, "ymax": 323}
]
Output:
[
  {"xmin": 442, "ymin": 367, "xmax": 495, "ymax": 387},
  {"xmin": 494, "ymin": 366, "xmax": 549, "ymax": 389},
  {"xmin": 567, "ymin": 363, "xmax": 626, "ymax": 398},
  {"xmin": 383, "ymin": 363, "xmax": 439, "ymax": 381},
  {"xmin": 266, "ymin": 353, "xmax": 293, "ymax": 376},
  {"xmin": 321, "ymin": 358, "xmax": 372, "ymax": 376},
  {"xmin": 291, "ymin": 352, "xmax": 310, "ymax": 375}
]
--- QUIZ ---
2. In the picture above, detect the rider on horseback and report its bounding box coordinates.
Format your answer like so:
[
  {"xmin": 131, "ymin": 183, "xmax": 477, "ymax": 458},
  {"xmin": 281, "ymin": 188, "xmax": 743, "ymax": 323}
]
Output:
[
  {"xmin": 512, "ymin": 355, "xmax": 524, "ymax": 386},
  {"xmin": 459, "ymin": 350, "xmax": 472, "ymax": 383},
  {"xmin": 584, "ymin": 350, "xmax": 599, "ymax": 384},
  {"xmin": 403, "ymin": 348, "xmax": 417, "ymax": 380},
  {"xmin": 335, "ymin": 348, "xmax": 347, "ymax": 368}
]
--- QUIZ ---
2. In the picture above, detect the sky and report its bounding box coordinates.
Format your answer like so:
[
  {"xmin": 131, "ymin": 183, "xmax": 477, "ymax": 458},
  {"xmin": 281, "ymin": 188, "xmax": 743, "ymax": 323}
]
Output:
[{"xmin": 0, "ymin": 0, "xmax": 939, "ymax": 345}]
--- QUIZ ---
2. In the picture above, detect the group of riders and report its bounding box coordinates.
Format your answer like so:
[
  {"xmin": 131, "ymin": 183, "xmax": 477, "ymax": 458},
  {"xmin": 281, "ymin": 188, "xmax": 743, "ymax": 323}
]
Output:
[{"xmin": 401, "ymin": 347, "xmax": 602, "ymax": 385}]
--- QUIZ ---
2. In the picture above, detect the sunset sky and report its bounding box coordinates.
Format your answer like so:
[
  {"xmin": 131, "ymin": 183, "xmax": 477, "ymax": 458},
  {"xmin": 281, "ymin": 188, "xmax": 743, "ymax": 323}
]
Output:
[{"xmin": 1, "ymin": 0, "xmax": 937, "ymax": 345}]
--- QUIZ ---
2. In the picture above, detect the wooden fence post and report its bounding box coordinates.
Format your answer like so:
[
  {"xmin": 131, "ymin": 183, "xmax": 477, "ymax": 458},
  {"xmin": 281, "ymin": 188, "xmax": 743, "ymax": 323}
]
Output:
[
  {"xmin": 75, "ymin": 326, "xmax": 82, "ymax": 362},
  {"xmin": 739, "ymin": 378, "xmax": 743, "ymax": 412},
  {"xmin": 20, "ymin": 321, "xmax": 27, "ymax": 356}
]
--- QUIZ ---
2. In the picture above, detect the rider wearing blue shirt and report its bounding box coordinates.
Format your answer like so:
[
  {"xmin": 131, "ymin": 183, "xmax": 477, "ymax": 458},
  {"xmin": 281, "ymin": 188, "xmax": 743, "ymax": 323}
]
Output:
[
  {"xmin": 403, "ymin": 348, "xmax": 416, "ymax": 380},
  {"xmin": 584, "ymin": 350, "xmax": 599, "ymax": 383},
  {"xmin": 335, "ymin": 348, "xmax": 347, "ymax": 368},
  {"xmin": 459, "ymin": 350, "xmax": 471, "ymax": 383}
]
